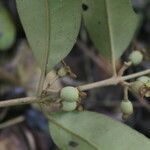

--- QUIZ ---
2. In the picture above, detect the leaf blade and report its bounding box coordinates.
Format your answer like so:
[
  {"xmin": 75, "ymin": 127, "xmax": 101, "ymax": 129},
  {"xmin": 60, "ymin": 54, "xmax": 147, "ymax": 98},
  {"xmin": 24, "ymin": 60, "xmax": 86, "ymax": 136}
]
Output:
[
  {"xmin": 82, "ymin": 0, "xmax": 139, "ymax": 61},
  {"xmin": 16, "ymin": 0, "xmax": 49, "ymax": 68},
  {"xmin": 16, "ymin": 0, "xmax": 81, "ymax": 71},
  {"xmin": 49, "ymin": 111, "xmax": 150, "ymax": 150}
]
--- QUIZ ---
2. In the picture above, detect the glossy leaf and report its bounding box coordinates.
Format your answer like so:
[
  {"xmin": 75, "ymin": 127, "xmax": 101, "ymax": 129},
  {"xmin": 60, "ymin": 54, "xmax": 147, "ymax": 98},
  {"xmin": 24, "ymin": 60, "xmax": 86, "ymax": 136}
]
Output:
[
  {"xmin": 49, "ymin": 111, "xmax": 150, "ymax": 150},
  {"xmin": 82, "ymin": 0, "xmax": 139, "ymax": 61},
  {"xmin": 16, "ymin": 0, "xmax": 81, "ymax": 71}
]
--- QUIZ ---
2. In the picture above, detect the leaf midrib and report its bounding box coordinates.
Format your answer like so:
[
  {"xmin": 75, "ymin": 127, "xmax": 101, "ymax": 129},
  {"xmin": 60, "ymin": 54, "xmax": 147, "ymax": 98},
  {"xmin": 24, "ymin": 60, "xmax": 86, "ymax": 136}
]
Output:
[
  {"xmin": 37, "ymin": 0, "xmax": 50, "ymax": 95},
  {"xmin": 104, "ymin": 0, "xmax": 115, "ymax": 60},
  {"xmin": 49, "ymin": 116, "xmax": 99, "ymax": 150}
]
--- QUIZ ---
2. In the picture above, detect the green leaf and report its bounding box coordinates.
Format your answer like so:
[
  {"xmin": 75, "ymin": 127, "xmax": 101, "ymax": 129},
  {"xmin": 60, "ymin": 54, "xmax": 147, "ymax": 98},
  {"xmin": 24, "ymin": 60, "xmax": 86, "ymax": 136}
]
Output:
[
  {"xmin": 49, "ymin": 111, "xmax": 150, "ymax": 150},
  {"xmin": 82, "ymin": 0, "xmax": 139, "ymax": 61},
  {"xmin": 16, "ymin": 0, "xmax": 81, "ymax": 72},
  {"xmin": 0, "ymin": 2, "xmax": 16, "ymax": 50}
]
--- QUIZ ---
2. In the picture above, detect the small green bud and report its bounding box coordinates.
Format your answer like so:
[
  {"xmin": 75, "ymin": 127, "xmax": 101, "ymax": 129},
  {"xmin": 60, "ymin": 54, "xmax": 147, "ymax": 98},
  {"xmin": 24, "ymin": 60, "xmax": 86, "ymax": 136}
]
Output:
[
  {"xmin": 60, "ymin": 86, "xmax": 79, "ymax": 102},
  {"xmin": 62, "ymin": 101, "xmax": 77, "ymax": 111},
  {"xmin": 57, "ymin": 67, "xmax": 67, "ymax": 77},
  {"xmin": 129, "ymin": 51, "xmax": 143, "ymax": 65},
  {"xmin": 120, "ymin": 100, "xmax": 133, "ymax": 115},
  {"xmin": 137, "ymin": 76, "xmax": 150, "ymax": 84}
]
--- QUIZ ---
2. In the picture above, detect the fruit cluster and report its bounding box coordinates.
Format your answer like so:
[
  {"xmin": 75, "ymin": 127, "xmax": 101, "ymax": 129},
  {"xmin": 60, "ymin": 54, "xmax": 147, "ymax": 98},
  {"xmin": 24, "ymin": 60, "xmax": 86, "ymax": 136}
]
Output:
[{"xmin": 60, "ymin": 86, "xmax": 79, "ymax": 111}]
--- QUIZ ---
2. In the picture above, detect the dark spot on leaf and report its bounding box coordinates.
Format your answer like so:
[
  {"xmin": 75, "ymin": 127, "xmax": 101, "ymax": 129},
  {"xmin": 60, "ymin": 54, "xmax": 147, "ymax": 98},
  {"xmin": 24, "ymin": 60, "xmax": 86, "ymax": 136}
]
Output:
[
  {"xmin": 82, "ymin": 3, "xmax": 89, "ymax": 11},
  {"xmin": 68, "ymin": 141, "xmax": 79, "ymax": 147},
  {"xmin": 98, "ymin": 21, "xmax": 101, "ymax": 25}
]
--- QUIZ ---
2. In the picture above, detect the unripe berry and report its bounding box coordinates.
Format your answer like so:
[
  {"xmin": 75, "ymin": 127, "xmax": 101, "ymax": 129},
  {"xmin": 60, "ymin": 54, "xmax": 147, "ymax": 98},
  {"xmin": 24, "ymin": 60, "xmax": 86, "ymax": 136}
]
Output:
[
  {"xmin": 0, "ymin": 4, "xmax": 16, "ymax": 50},
  {"xmin": 137, "ymin": 76, "xmax": 150, "ymax": 84},
  {"xmin": 60, "ymin": 86, "xmax": 79, "ymax": 102},
  {"xmin": 129, "ymin": 51, "xmax": 143, "ymax": 65},
  {"xmin": 62, "ymin": 101, "xmax": 77, "ymax": 111},
  {"xmin": 130, "ymin": 81, "xmax": 143, "ymax": 95},
  {"xmin": 120, "ymin": 100, "xmax": 133, "ymax": 115}
]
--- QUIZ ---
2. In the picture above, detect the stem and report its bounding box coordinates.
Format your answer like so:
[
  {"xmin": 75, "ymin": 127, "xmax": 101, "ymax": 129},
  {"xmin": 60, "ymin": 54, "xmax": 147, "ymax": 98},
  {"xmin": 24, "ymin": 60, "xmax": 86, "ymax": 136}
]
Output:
[
  {"xmin": 78, "ymin": 69, "xmax": 150, "ymax": 91},
  {"xmin": 111, "ymin": 53, "xmax": 117, "ymax": 76},
  {"xmin": 0, "ymin": 97, "xmax": 37, "ymax": 108},
  {"xmin": 0, "ymin": 116, "xmax": 25, "ymax": 129},
  {"xmin": 78, "ymin": 77, "xmax": 118, "ymax": 91},
  {"xmin": 123, "ymin": 86, "xmax": 129, "ymax": 100},
  {"xmin": 118, "ymin": 61, "xmax": 132, "ymax": 76},
  {"xmin": 0, "ymin": 69, "xmax": 149, "ymax": 108},
  {"xmin": 122, "ymin": 69, "xmax": 150, "ymax": 80}
]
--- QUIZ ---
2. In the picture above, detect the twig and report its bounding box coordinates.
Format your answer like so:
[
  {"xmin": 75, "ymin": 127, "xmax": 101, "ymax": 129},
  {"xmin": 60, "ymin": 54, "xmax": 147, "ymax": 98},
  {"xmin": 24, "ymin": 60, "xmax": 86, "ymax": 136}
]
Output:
[
  {"xmin": 78, "ymin": 77, "xmax": 118, "ymax": 91},
  {"xmin": 0, "ymin": 116, "xmax": 25, "ymax": 130},
  {"xmin": 0, "ymin": 97, "xmax": 37, "ymax": 108},
  {"xmin": 111, "ymin": 50, "xmax": 117, "ymax": 76},
  {"xmin": 78, "ymin": 69, "xmax": 150, "ymax": 91},
  {"xmin": 0, "ymin": 69, "xmax": 149, "ymax": 108},
  {"xmin": 0, "ymin": 90, "xmax": 59, "ymax": 108},
  {"xmin": 122, "ymin": 69, "xmax": 150, "ymax": 80}
]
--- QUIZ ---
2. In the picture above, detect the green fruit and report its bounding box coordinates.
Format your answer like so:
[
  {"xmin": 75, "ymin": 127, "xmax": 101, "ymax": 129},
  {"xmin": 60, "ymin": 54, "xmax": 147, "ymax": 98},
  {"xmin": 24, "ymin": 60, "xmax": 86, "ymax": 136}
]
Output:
[
  {"xmin": 130, "ymin": 81, "xmax": 144, "ymax": 95},
  {"xmin": 60, "ymin": 86, "xmax": 79, "ymax": 102},
  {"xmin": 120, "ymin": 100, "xmax": 133, "ymax": 115},
  {"xmin": 0, "ymin": 3, "xmax": 16, "ymax": 50},
  {"xmin": 137, "ymin": 76, "xmax": 150, "ymax": 84},
  {"xmin": 129, "ymin": 51, "xmax": 143, "ymax": 65},
  {"xmin": 62, "ymin": 101, "xmax": 77, "ymax": 111}
]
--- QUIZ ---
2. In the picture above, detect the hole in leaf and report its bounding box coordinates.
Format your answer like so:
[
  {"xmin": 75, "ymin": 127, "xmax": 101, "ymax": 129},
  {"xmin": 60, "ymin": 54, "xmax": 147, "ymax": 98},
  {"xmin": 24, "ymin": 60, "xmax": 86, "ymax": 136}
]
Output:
[
  {"xmin": 98, "ymin": 21, "xmax": 101, "ymax": 25},
  {"xmin": 82, "ymin": 3, "xmax": 89, "ymax": 11},
  {"xmin": 68, "ymin": 141, "xmax": 79, "ymax": 147}
]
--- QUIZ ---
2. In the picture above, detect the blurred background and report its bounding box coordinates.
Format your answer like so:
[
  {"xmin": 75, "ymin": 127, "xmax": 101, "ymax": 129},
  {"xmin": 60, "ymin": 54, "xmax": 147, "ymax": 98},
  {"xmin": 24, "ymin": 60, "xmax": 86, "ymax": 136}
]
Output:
[{"xmin": 0, "ymin": 0, "xmax": 149, "ymax": 149}]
